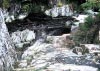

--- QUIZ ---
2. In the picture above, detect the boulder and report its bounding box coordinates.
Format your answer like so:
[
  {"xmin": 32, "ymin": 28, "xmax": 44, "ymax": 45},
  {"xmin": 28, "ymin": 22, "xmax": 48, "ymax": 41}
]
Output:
[
  {"xmin": 11, "ymin": 29, "xmax": 35, "ymax": 49},
  {"xmin": 45, "ymin": 5, "xmax": 73, "ymax": 17},
  {"xmin": 46, "ymin": 34, "xmax": 75, "ymax": 48}
]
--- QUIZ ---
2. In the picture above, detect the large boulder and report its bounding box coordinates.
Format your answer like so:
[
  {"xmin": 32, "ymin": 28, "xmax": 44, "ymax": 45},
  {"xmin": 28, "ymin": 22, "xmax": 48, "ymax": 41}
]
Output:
[
  {"xmin": 46, "ymin": 34, "xmax": 75, "ymax": 48},
  {"xmin": 11, "ymin": 29, "xmax": 35, "ymax": 49},
  {"xmin": 45, "ymin": 5, "xmax": 73, "ymax": 17}
]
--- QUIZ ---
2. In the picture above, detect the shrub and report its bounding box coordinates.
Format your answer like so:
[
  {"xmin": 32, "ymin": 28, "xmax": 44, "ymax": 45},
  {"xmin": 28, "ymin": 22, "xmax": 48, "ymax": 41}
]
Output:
[
  {"xmin": 72, "ymin": 15, "xmax": 99, "ymax": 44},
  {"xmin": 81, "ymin": 0, "xmax": 100, "ymax": 11}
]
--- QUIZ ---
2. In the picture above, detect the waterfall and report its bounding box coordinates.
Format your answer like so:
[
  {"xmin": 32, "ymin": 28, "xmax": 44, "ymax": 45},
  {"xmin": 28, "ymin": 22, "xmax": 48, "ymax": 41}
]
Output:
[{"xmin": 0, "ymin": 8, "xmax": 17, "ymax": 71}]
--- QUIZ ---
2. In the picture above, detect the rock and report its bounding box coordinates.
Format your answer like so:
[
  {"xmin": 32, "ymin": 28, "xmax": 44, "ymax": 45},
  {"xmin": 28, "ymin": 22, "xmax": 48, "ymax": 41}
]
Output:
[
  {"xmin": 65, "ymin": 21, "xmax": 72, "ymax": 27},
  {"xmin": 0, "ymin": 8, "xmax": 17, "ymax": 71},
  {"xmin": 11, "ymin": 29, "xmax": 35, "ymax": 43},
  {"xmin": 73, "ymin": 14, "xmax": 88, "ymax": 23},
  {"xmin": 71, "ymin": 14, "xmax": 89, "ymax": 33},
  {"xmin": 0, "ymin": 60, "xmax": 4, "ymax": 71},
  {"xmin": 51, "ymin": 6, "xmax": 59, "ymax": 17},
  {"xmin": 15, "ymin": 42, "xmax": 30, "ymax": 49},
  {"xmin": 80, "ymin": 44, "xmax": 100, "ymax": 53},
  {"xmin": 21, "ymin": 29, "xmax": 35, "ymax": 42},
  {"xmin": 22, "ymin": 39, "xmax": 52, "ymax": 59},
  {"xmin": 45, "ymin": 5, "xmax": 73, "ymax": 17},
  {"xmin": 11, "ymin": 31, "xmax": 22, "ymax": 44},
  {"xmin": 18, "ymin": 60, "xmax": 27, "ymax": 68},
  {"xmin": 46, "ymin": 34, "xmax": 75, "ymax": 48},
  {"xmin": 17, "ymin": 14, "xmax": 27, "ymax": 20},
  {"xmin": 11, "ymin": 29, "xmax": 35, "ymax": 49},
  {"xmin": 15, "ymin": 43, "xmax": 24, "ymax": 49},
  {"xmin": 71, "ymin": 22, "xmax": 79, "ymax": 33},
  {"xmin": 45, "ymin": 9, "xmax": 51, "ymax": 16},
  {"xmin": 5, "ymin": 15, "xmax": 15, "ymax": 22},
  {"xmin": 31, "ymin": 59, "xmax": 48, "ymax": 69},
  {"xmin": 26, "ymin": 30, "xmax": 35, "ymax": 42},
  {"xmin": 47, "ymin": 63, "xmax": 98, "ymax": 71},
  {"xmin": 86, "ymin": 10, "xmax": 99, "ymax": 15},
  {"xmin": 34, "ymin": 62, "xmax": 49, "ymax": 70},
  {"xmin": 20, "ymin": 33, "xmax": 99, "ymax": 70}
]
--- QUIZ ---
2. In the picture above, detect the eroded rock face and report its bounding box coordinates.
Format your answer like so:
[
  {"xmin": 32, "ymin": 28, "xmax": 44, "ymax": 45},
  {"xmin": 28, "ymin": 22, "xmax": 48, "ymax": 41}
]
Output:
[{"xmin": 0, "ymin": 8, "xmax": 17, "ymax": 71}]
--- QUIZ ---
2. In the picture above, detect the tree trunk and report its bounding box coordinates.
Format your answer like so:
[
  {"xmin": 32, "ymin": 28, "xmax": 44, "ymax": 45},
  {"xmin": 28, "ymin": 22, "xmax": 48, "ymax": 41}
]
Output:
[{"xmin": 0, "ymin": 8, "xmax": 17, "ymax": 71}]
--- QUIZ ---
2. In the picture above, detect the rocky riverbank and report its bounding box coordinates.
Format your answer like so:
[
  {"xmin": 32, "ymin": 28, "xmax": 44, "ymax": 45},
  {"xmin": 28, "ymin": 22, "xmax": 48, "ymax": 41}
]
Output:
[{"xmin": 10, "ymin": 29, "xmax": 99, "ymax": 71}]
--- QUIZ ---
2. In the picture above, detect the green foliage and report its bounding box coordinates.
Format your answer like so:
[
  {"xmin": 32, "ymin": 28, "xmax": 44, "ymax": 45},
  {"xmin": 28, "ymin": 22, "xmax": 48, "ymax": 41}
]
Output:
[
  {"xmin": 3, "ymin": 0, "xmax": 10, "ymax": 9},
  {"xmin": 81, "ymin": 0, "xmax": 100, "ymax": 11},
  {"xmin": 81, "ymin": 2, "xmax": 93, "ymax": 10},
  {"xmin": 22, "ymin": 3, "xmax": 31, "ymax": 13},
  {"xmin": 79, "ymin": 16, "xmax": 94, "ymax": 31},
  {"xmin": 73, "ymin": 16, "xmax": 99, "ymax": 44},
  {"xmin": 31, "ymin": 4, "xmax": 41, "ymax": 13}
]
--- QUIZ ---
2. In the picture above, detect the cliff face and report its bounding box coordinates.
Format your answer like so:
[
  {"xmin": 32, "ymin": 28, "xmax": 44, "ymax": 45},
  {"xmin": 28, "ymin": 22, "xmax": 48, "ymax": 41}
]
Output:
[{"xmin": 0, "ymin": 8, "xmax": 17, "ymax": 71}]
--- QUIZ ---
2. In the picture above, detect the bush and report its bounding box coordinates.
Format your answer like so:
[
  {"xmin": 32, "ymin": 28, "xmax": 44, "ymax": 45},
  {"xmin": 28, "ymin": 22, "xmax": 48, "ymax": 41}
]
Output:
[
  {"xmin": 79, "ymin": 16, "xmax": 94, "ymax": 31},
  {"xmin": 72, "ymin": 15, "xmax": 99, "ymax": 44},
  {"xmin": 81, "ymin": 0, "xmax": 100, "ymax": 11},
  {"xmin": 3, "ymin": 0, "xmax": 10, "ymax": 9}
]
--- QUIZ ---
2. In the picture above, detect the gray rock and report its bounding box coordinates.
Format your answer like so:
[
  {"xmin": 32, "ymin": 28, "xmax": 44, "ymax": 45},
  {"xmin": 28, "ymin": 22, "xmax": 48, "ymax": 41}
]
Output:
[
  {"xmin": 45, "ymin": 5, "xmax": 73, "ymax": 17},
  {"xmin": 18, "ymin": 60, "xmax": 27, "ymax": 68},
  {"xmin": 0, "ymin": 8, "xmax": 17, "ymax": 71},
  {"xmin": 86, "ymin": 10, "xmax": 98, "ymax": 15},
  {"xmin": 11, "ymin": 29, "xmax": 35, "ymax": 49}
]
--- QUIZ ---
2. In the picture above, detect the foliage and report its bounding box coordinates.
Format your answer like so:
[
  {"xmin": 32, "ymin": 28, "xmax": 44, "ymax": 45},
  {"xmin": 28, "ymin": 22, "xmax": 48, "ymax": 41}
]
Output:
[
  {"xmin": 3, "ymin": 0, "xmax": 10, "ymax": 9},
  {"xmin": 57, "ymin": 0, "xmax": 63, "ymax": 7},
  {"xmin": 21, "ymin": 3, "xmax": 31, "ymax": 13},
  {"xmin": 79, "ymin": 16, "xmax": 94, "ymax": 31},
  {"xmin": 31, "ymin": 4, "xmax": 41, "ymax": 13},
  {"xmin": 81, "ymin": 0, "xmax": 100, "ymax": 11},
  {"xmin": 73, "ymin": 16, "xmax": 99, "ymax": 44}
]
